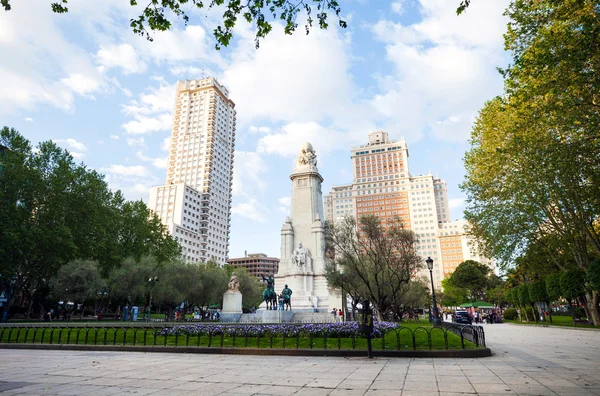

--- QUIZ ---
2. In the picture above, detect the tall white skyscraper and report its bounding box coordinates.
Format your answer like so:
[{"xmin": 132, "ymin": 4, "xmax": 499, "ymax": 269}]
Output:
[{"xmin": 149, "ymin": 78, "xmax": 236, "ymax": 265}]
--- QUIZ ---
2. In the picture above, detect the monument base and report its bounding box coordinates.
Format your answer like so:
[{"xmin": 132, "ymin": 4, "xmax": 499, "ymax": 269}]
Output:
[
  {"xmin": 262, "ymin": 310, "xmax": 294, "ymax": 323},
  {"xmin": 222, "ymin": 291, "xmax": 242, "ymax": 313}
]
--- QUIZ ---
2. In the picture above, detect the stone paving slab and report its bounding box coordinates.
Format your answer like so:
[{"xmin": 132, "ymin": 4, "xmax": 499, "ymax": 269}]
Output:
[{"xmin": 0, "ymin": 324, "xmax": 599, "ymax": 395}]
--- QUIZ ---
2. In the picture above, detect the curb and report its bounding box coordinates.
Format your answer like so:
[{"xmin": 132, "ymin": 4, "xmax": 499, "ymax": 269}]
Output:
[{"xmin": 0, "ymin": 343, "xmax": 492, "ymax": 358}]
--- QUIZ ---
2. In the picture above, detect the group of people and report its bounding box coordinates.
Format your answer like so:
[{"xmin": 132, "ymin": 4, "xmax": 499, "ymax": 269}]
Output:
[
  {"xmin": 473, "ymin": 310, "xmax": 499, "ymax": 324},
  {"xmin": 331, "ymin": 308, "xmax": 343, "ymax": 322}
]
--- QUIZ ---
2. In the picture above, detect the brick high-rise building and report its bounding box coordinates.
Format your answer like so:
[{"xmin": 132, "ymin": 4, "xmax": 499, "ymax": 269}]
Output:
[
  {"xmin": 324, "ymin": 131, "xmax": 493, "ymax": 287},
  {"xmin": 227, "ymin": 253, "xmax": 280, "ymax": 283},
  {"xmin": 149, "ymin": 78, "xmax": 236, "ymax": 265}
]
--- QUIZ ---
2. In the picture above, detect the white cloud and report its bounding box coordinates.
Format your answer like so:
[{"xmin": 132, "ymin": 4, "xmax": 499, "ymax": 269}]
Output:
[
  {"xmin": 102, "ymin": 164, "xmax": 152, "ymax": 178},
  {"xmin": 232, "ymin": 151, "xmax": 268, "ymax": 197},
  {"xmin": 136, "ymin": 151, "xmax": 168, "ymax": 169},
  {"xmin": 278, "ymin": 197, "xmax": 291, "ymax": 206},
  {"xmin": 161, "ymin": 137, "xmax": 171, "ymax": 152},
  {"xmin": 0, "ymin": 2, "xmax": 107, "ymax": 115},
  {"xmin": 257, "ymin": 122, "xmax": 346, "ymax": 157},
  {"xmin": 248, "ymin": 126, "xmax": 272, "ymax": 134},
  {"xmin": 169, "ymin": 65, "xmax": 215, "ymax": 78},
  {"xmin": 278, "ymin": 196, "xmax": 291, "ymax": 213},
  {"xmin": 54, "ymin": 138, "xmax": 88, "ymax": 155},
  {"xmin": 95, "ymin": 43, "xmax": 146, "ymax": 74},
  {"xmin": 101, "ymin": 164, "xmax": 158, "ymax": 202},
  {"xmin": 370, "ymin": 0, "xmax": 509, "ymax": 142},
  {"xmin": 122, "ymin": 113, "xmax": 173, "ymax": 135},
  {"xmin": 391, "ymin": 1, "xmax": 405, "ymax": 14},
  {"xmin": 121, "ymin": 82, "xmax": 175, "ymax": 135},
  {"xmin": 231, "ymin": 199, "xmax": 267, "ymax": 223},
  {"xmin": 448, "ymin": 197, "xmax": 465, "ymax": 209},
  {"xmin": 127, "ymin": 137, "xmax": 145, "ymax": 147},
  {"xmin": 110, "ymin": 135, "xmax": 120, "ymax": 140},
  {"xmin": 222, "ymin": 23, "xmax": 355, "ymax": 125},
  {"xmin": 24, "ymin": 117, "xmax": 34, "ymax": 122}
]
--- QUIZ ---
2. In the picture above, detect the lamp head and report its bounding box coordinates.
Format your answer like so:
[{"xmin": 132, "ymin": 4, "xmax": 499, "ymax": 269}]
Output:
[{"xmin": 426, "ymin": 257, "xmax": 434, "ymax": 270}]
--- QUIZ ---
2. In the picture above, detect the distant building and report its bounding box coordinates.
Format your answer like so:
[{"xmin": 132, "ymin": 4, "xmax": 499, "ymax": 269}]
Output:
[
  {"xmin": 324, "ymin": 131, "xmax": 494, "ymax": 288},
  {"xmin": 227, "ymin": 253, "xmax": 280, "ymax": 283}
]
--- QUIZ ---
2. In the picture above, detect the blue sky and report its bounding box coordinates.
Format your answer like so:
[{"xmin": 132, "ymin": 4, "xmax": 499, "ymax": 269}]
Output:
[{"xmin": 0, "ymin": 0, "xmax": 510, "ymax": 259}]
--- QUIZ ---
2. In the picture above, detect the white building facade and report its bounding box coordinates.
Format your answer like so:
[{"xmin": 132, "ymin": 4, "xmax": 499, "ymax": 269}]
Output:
[{"xmin": 149, "ymin": 78, "xmax": 236, "ymax": 265}]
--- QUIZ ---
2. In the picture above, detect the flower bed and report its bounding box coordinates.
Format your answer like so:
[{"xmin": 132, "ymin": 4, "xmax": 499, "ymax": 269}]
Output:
[{"xmin": 159, "ymin": 321, "xmax": 400, "ymax": 338}]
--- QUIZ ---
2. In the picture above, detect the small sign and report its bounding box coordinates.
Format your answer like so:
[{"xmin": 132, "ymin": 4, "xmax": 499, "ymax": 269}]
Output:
[{"xmin": 358, "ymin": 307, "xmax": 374, "ymax": 335}]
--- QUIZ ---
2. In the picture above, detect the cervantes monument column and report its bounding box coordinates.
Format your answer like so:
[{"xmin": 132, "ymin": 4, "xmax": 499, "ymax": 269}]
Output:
[{"xmin": 275, "ymin": 142, "xmax": 331, "ymax": 312}]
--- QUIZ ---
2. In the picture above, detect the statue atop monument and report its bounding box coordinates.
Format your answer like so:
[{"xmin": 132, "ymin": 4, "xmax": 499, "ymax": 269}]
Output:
[
  {"xmin": 291, "ymin": 242, "xmax": 310, "ymax": 267},
  {"xmin": 227, "ymin": 272, "xmax": 239, "ymax": 292},
  {"xmin": 295, "ymin": 142, "xmax": 317, "ymax": 169}
]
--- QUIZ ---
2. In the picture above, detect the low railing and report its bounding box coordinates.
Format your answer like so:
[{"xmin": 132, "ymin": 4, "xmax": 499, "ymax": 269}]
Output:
[
  {"xmin": 438, "ymin": 322, "xmax": 486, "ymax": 348},
  {"xmin": 0, "ymin": 323, "xmax": 485, "ymax": 351}
]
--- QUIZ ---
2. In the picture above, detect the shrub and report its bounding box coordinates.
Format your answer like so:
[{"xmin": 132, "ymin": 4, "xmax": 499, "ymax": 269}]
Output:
[
  {"xmin": 518, "ymin": 284, "xmax": 531, "ymax": 306},
  {"xmin": 529, "ymin": 281, "xmax": 547, "ymax": 303},
  {"xmin": 503, "ymin": 308, "xmax": 518, "ymax": 320},
  {"xmin": 546, "ymin": 273, "xmax": 562, "ymax": 302},
  {"xmin": 575, "ymin": 307, "xmax": 586, "ymax": 319},
  {"xmin": 560, "ymin": 268, "xmax": 586, "ymax": 299}
]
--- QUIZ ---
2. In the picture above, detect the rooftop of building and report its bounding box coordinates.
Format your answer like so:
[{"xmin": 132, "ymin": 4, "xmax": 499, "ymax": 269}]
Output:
[{"xmin": 227, "ymin": 254, "xmax": 280, "ymax": 261}]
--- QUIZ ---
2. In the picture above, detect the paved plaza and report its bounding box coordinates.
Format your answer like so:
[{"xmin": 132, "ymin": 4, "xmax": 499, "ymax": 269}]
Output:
[{"xmin": 0, "ymin": 324, "xmax": 598, "ymax": 395}]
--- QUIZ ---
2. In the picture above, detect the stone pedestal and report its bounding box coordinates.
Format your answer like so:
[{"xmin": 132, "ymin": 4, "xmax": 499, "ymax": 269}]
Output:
[
  {"xmin": 262, "ymin": 310, "xmax": 294, "ymax": 323},
  {"xmin": 221, "ymin": 291, "xmax": 242, "ymax": 322}
]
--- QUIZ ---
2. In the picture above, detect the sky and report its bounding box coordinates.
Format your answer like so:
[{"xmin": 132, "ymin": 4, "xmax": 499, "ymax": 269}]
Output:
[{"xmin": 0, "ymin": 0, "xmax": 511, "ymax": 259}]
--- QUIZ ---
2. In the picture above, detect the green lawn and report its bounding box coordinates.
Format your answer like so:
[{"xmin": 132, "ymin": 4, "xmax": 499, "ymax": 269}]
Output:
[
  {"xmin": 505, "ymin": 316, "xmax": 597, "ymax": 328},
  {"xmin": 0, "ymin": 324, "xmax": 477, "ymax": 350}
]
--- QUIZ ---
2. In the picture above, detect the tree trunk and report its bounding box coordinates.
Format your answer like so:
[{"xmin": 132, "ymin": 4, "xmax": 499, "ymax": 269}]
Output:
[
  {"xmin": 546, "ymin": 301, "xmax": 553, "ymax": 324},
  {"xmin": 566, "ymin": 298, "xmax": 577, "ymax": 322},
  {"xmin": 25, "ymin": 298, "xmax": 34, "ymax": 320},
  {"xmin": 80, "ymin": 305, "xmax": 85, "ymax": 320},
  {"xmin": 585, "ymin": 291, "xmax": 600, "ymax": 326},
  {"xmin": 530, "ymin": 303, "xmax": 538, "ymax": 323}
]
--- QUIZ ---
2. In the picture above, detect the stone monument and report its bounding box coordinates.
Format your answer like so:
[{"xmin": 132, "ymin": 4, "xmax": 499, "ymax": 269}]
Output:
[
  {"xmin": 273, "ymin": 142, "xmax": 332, "ymax": 312},
  {"xmin": 221, "ymin": 272, "xmax": 242, "ymax": 322}
]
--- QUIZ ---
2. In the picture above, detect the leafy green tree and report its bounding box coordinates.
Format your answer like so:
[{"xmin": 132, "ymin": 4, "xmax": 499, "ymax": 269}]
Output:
[
  {"xmin": 546, "ymin": 273, "xmax": 562, "ymax": 303},
  {"xmin": 324, "ymin": 215, "xmax": 422, "ymax": 319},
  {"xmin": 487, "ymin": 287, "xmax": 506, "ymax": 307},
  {"xmin": 440, "ymin": 278, "xmax": 467, "ymax": 307},
  {"xmin": 0, "ymin": 0, "xmax": 346, "ymax": 49},
  {"xmin": 324, "ymin": 256, "xmax": 367, "ymax": 318},
  {"xmin": 447, "ymin": 260, "xmax": 490, "ymax": 300},
  {"xmin": 107, "ymin": 256, "xmax": 158, "ymax": 307},
  {"xmin": 50, "ymin": 260, "xmax": 106, "ymax": 319},
  {"xmin": 589, "ymin": 259, "xmax": 600, "ymax": 292},
  {"xmin": 152, "ymin": 261, "xmax": 198, "ymax": 320},
  {"xmin": 560, "ymin": 268, "xmax": 586, "ymax": 300},
  {"xmin": 517, "ymin": 284, "xmax": 533, "ymax": 322},
  {"xmin": 462, "ymin": 0, "xmax": 600, "ymax": 325},
  {"xmin": 0, "ymin": 128, "xmax": 180, "ymax": 319},
  {"xmin": 195, "ymin": 262, "xmax": 229, "ymax": 309},
  {"xmin": 529, "ymin": 280, "xmax": 550, "ymax": 323}
]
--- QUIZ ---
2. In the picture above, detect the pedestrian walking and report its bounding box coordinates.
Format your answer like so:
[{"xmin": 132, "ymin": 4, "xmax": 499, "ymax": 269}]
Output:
[{"xmin": 338, "ymin": 308, "xmax": 343, "ymax": 322}]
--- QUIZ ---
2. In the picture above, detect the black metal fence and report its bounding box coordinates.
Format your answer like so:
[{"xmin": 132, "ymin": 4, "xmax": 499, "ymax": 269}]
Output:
[
  {"xmin": 439, "ymin": 322, "xmax": 486, "ymax": 347},
  {"xmin": 0, "ymin": 323, "xmax": 485, "ymax": 351}
]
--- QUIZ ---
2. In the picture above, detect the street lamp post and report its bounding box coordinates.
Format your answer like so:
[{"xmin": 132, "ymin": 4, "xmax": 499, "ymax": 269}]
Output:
[
  {"xmin": 147, "ymin": 276, "xmax": 159, "ymax": 321},
  {"xmin": 426, "ymin": 257, "xmax": 442, "ymax": 326}
]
